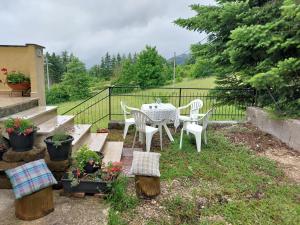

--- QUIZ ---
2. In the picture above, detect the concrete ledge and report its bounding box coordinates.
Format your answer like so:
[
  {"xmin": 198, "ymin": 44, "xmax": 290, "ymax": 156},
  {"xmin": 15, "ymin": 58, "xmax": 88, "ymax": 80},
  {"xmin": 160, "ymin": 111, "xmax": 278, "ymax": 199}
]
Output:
[{"xmin": 247, "ymin": 107, "xmax": 300, "ymax": 152}]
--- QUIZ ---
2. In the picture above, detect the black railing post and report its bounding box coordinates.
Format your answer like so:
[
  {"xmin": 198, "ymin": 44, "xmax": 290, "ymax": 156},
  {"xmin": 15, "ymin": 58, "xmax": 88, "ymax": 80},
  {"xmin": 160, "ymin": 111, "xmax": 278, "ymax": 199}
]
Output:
[
  {"xmin": 108, "ymin": 86, "xmax": 112, "ymax": 120},
  {"xmin": 178, "ymin": 88, "xmax": 182, "ymax": 107}
]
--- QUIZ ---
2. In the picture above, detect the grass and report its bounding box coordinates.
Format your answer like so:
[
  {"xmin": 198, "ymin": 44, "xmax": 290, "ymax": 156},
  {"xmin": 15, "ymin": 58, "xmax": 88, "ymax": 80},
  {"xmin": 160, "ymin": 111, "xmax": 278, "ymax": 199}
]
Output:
[
  {"xmin": 54, "ymin": 76, "xmax": 247, "ymax": 131},
  {"xmin": 109, "ymin": 131, "xmax": 300, "ymax": 225}
]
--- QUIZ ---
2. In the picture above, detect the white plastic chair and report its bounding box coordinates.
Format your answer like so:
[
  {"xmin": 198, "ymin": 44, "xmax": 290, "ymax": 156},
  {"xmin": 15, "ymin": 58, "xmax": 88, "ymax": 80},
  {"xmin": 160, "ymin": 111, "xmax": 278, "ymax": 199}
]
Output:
[
  {"xmin": 179, "ymin": 109, "xmax": 213, "ymax": 152},
  {"xmin": 131, "ymin": 110, "xmax": 162, "ymax": 152},
  {"xmin": 178, "ymin": 99, "xmax": 204, "ymax": 123},
  {"xmin": 120, "ymin": 101, "xmax": 138, "ymax": 139}
]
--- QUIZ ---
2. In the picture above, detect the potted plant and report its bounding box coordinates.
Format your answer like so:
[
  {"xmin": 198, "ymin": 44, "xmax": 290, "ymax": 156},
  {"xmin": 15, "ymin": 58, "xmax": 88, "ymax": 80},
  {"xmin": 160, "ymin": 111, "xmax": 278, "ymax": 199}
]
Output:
[
  {"xmin": 0, "ymin": 68, "xmax": 30, "ymax": 91},
  {"xmin": 44, "ymin": 131, "xmax": 74, "ymax": 161},
  {"xmin": 4, "ymin": 118, "xmax": 36, "ymax": 152},
  {"xmin": 62, "ymin": 145, "xmax": 121, "ymax": 194}
]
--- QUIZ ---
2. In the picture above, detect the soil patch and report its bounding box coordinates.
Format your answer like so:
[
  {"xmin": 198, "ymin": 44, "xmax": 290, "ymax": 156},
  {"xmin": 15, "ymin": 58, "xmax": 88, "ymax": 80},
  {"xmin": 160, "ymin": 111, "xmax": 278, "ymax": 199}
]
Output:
[{"xmin": 218, "ymin": 123, "xmax": 300, "ymax": 183}]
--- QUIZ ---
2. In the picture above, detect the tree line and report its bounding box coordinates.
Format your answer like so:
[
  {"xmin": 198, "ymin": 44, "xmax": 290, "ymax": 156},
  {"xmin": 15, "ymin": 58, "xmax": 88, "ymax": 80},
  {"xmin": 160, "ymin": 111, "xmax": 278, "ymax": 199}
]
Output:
[{"xmin": 45, "ymin": 46, "xmax": 173, "ymax": 104}]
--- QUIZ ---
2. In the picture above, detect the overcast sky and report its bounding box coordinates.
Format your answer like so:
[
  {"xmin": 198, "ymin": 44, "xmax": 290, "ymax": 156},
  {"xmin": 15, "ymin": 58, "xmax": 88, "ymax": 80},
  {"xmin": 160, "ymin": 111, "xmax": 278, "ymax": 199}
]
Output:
[{"xmin": 0, "ymin": 0, "xmax": 214, "ymax": 67}]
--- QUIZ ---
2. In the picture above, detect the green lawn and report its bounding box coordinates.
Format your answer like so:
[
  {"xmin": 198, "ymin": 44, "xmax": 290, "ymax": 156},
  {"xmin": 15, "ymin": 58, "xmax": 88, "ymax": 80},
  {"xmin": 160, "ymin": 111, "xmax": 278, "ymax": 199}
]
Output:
[
  {"xmin": 53, "ymin": 77, "xmax": 246, "ymax": 130},
  {"xmin": 108, "ymin": 130, "xmax": 300, "ymax": 225}
]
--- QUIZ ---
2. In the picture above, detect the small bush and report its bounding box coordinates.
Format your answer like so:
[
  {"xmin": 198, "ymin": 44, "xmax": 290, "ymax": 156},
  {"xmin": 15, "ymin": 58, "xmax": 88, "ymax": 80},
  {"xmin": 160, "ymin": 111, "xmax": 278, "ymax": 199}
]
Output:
[
  {"xmin": 7, "ymin": 72, "xmax": 30, "ymax": 84},
  {"xmin": 46, "ymin": 83, "xmax": 70, "ymax": 104}
]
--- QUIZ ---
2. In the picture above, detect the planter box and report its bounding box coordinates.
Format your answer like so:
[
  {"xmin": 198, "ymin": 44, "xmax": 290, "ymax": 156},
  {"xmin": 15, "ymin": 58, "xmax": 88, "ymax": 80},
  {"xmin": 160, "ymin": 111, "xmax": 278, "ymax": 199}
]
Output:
[
  {"xmin": 61, "ymin": 174, "xmax": 112, "ymax": 194},
  {"xmin": 247, "ymin": 107, "xmax": 300, "ymax": 152}
]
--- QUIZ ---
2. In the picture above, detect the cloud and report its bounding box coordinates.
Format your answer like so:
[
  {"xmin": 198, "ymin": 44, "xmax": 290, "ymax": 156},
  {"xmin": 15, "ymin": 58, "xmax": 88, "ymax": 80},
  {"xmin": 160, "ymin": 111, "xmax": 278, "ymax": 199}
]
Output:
[{"xmin": 0, "ymin": 0, "xmax": 215, "ymax": 66}]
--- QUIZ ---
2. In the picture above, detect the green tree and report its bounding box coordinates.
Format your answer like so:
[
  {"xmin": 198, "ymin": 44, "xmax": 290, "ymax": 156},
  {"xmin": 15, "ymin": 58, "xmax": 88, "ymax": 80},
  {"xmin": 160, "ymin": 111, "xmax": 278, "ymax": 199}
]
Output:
[
  {"xmin": 176, "ymin": 0, "xmax": 300, "ymax": 117},
  {"xmin": 135, "ymin": 46, "xmax": 170, "ymax": 88},
  {"xmin": 62, "ymin": 58, "xmax": 91, "ymax": 100}
]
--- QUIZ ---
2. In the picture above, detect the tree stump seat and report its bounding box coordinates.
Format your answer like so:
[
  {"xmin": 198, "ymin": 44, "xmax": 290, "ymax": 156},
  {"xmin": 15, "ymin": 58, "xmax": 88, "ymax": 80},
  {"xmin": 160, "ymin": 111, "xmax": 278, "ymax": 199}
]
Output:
[
  {"xmin": 15, "ymin": 186, "xmax": 54, "ymax": 220},
  {"xmin": 135, "ymin": 175, "xmax": 160, "ymax": 198}
]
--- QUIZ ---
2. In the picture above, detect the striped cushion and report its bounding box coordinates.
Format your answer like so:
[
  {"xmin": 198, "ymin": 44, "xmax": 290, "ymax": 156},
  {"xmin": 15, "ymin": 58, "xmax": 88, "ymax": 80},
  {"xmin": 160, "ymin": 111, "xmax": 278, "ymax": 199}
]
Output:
[
  {"xmin": 5, "ymin": 159, "xmax": 57, "ymax": 199},
  {"xmin": 130, "ymin": 151, "xmax": 161, "ymax": 177}
]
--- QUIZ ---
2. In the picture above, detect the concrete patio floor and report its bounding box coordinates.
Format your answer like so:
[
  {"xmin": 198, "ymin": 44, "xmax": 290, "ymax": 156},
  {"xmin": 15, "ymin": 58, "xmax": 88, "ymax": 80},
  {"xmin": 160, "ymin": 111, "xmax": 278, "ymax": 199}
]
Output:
[{"xmin": 0, "ymin": 189, "xmax": 109, "ymax": 225}]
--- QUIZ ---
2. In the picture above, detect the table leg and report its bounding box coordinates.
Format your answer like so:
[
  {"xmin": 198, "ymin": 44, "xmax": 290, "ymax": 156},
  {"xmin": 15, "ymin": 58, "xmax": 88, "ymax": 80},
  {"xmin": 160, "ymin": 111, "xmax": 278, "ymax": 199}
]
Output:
[{"xmin": 163, "ymin": 124, "xmax": 174, "ymax": 142}]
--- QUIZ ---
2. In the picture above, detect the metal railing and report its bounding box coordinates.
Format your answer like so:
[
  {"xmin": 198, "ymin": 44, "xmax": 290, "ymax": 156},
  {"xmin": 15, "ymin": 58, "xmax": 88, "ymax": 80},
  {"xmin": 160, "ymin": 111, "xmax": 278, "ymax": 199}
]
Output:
[{"xmin": 62, "ymin": 86, "xmax": 255, "ymax": 130}]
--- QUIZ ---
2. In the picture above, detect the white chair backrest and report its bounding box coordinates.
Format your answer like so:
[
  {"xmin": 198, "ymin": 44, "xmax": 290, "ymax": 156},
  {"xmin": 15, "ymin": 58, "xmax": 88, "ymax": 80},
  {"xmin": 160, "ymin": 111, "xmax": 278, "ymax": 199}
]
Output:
[
  {"xmin": 120, "ymin": 101, "xmax": 129, "ymax": 120},
  {"xmin": 131, "ymin": 110, "xmax": 149, "ymax": 133},
  {"xmin": 201, "ymin": 108, "xmax": 213, "ymax": 130},
  {"xmin": 189, "ymin": 99, "xmax": 203, "ymax": 118}
]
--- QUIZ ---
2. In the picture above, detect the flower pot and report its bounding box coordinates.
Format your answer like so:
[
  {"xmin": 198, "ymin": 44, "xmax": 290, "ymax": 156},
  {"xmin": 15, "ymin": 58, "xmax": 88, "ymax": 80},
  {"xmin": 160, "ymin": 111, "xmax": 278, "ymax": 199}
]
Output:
[
  {"xmin": 9, "ymin": 131, "xmax": 36, "ymax": 152},
  {"xmin": 0, "ymin": 150, "xmax": 7, "ymax": 160},
  {"xmin": 61, "ymin": 174, "xmax": 112, "ymax": 194},
  {"xmin": 44, "ymin": 135, "xmax": 74, "ymax": 161},
  {"xmin": 7, "ymin": 82, "xmax": 30, "ymax": 91}
]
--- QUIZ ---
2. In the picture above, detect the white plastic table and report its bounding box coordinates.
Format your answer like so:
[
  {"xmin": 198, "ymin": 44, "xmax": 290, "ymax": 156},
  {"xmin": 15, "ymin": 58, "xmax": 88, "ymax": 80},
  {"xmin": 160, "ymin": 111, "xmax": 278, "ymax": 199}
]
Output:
[{"xmin": 141, "ymin": 103, "xmax": 179, "ymax": 142}]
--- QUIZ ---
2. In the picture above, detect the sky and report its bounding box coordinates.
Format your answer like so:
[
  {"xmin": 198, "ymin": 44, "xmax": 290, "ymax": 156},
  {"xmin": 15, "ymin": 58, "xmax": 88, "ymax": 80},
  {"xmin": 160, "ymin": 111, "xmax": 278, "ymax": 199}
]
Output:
[{"xmin": 0, "ymin": 0, "xmax": 214, "ymax": 67}]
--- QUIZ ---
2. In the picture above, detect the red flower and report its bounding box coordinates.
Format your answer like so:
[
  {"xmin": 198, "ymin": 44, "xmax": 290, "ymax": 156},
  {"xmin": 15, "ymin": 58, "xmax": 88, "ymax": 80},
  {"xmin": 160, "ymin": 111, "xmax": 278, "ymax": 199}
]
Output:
[
  {"xmin": 14, "ymin": 118, "xmax": 21, "ymax": 128},
  {"xmin": 6, "ymin": 127, "xmax": 14, "ymax": 134},
  {"xmin": 24, "ymin": 127, "xmax": 33, "ymax": 135},
  {"xmin": 1, "ymin": 68, "xmax": 7, "ymax": 72}
]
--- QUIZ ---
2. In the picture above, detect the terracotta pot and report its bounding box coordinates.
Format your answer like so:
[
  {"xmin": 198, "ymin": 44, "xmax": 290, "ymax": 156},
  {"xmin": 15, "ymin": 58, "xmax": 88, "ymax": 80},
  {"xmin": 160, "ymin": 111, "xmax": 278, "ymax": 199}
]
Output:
[{"xmin": 7, "ymin": 82, "xmax": 30, "ymax": 91}]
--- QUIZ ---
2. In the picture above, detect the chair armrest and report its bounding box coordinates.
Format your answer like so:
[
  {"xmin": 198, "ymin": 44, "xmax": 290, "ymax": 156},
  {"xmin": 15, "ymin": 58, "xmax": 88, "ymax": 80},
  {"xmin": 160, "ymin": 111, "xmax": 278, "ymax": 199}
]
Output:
[{"xmin": 178, "ymin": 105, "xmax": 190, "ymax": 111}]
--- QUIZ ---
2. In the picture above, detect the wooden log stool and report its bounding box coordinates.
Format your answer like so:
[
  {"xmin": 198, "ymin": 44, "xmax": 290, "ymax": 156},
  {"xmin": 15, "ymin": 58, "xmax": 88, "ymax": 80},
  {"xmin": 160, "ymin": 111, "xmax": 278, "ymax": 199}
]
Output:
[
  {"xmin": 135, "ymin": 175, "xmax": 160, "ymax": 198},
  {"xmin": 131, "ymin": 151, "xmax": 161, "ymax": 199},
  {"xmin": 5, "ymin": 159, "xmax": 57, "ymax": 220},
  {"xmin": 15, "ymin": 186, "xmax": 54, "ymax": 220}
]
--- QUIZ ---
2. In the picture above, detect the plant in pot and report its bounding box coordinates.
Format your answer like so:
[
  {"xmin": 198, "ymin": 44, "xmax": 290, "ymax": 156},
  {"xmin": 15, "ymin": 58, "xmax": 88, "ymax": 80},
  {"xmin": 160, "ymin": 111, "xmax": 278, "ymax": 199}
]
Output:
[
  {"xmin": 62, "ymin": 145, "xmax": 121, "ymax": 194},
  {"xmin": 4, "ymin": 118, "xmax": 36, "ymax": 152},
  {"xmin": 44, "ymin": 131, "xmax": 74, "ymax": 161},
  {"xmin": 0, "ymin": 68, "xmax": 31, "ymax": 91}
]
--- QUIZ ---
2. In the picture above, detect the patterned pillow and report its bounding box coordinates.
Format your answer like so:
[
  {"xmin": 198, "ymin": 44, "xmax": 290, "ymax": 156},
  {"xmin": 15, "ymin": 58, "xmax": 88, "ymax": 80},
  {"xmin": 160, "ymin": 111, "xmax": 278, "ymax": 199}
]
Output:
[
  {"xmin": 5, "ymin": 159, "xmax": 57, "ymax": 199},
  {"xmin": 130, "ymin": 151, "xmax": 161, "ymax": 177}
]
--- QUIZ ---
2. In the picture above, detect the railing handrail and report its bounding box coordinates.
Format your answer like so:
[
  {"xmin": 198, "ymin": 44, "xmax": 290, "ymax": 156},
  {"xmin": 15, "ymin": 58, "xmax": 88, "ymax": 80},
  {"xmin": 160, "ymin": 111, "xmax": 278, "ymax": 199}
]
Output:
[{"xmin": 62, "ymin": 87, "xmax": 109, "ymax": 115}]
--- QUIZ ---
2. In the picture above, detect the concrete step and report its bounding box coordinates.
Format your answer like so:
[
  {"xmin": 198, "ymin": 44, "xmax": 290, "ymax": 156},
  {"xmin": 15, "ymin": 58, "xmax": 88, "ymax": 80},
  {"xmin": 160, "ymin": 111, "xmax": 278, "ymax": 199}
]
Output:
[
  {"xmin": 70, "ymin": 124, "xmax": 92, "ymax": 153},
  {"xmin": 84, "ymin": 133, "xmax": 108, "ymax": 153},
  {"xmin": 37, "ymin": 115, "xmax": 74, "ymax": 135},
  {"xmin": 0, "ymin": 97, "xmax": 39, "ymax": 118},
  {"xmin": 102, "ymin": 141, "xmax": 123, "ymax": 166},
  {"xmin": 0, "ymin": 106, "xmax": 57, "ymax": 125}
]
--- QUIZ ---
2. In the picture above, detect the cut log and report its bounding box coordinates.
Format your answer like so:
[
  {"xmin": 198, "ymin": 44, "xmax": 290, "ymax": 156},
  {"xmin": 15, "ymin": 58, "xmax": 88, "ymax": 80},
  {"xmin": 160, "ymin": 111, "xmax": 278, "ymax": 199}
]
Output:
[
  {"xmin": 15, "ymin": 186, "xmax": 54, "ymax": 220},
  {"xmin": 135, "ymin": 175, "xmax": 160, "ymax": 198}
]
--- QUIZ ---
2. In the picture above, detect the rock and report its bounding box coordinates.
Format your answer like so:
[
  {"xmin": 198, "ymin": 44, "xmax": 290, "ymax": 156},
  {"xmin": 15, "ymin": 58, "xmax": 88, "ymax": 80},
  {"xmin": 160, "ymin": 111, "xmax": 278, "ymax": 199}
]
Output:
[
  {"xmin": 2, "ymin": 146, "xmax": 46, "ymax": 162},
  {"xmin": 196, "ymin": 197, "xmax": 208, "ymax": 209}
]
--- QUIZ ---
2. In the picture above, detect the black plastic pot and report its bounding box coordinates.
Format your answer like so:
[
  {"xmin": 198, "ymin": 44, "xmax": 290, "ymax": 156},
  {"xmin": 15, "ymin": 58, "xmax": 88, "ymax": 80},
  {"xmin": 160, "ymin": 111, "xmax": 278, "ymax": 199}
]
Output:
[
  {"xmin": 9, "ymin": 131, "xmax": 36, "ymax": 152},
  {"xmin": 61, "ymin": 174, "xmax": 112, "ymax": 194},
  {"xmin": 0, "ymin": 150, "xmax": 6, "ymax": 160},
  {"xmin": 44, "ymin": 135, "xmax": 74, "ymax": 161}
]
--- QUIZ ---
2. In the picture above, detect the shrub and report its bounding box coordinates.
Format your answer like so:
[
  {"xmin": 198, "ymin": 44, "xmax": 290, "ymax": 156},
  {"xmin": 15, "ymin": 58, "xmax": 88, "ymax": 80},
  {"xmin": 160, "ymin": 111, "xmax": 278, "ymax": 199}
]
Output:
[{"xmin": 46, "ymin": 83, "xmax": 70, "ymax": 104}]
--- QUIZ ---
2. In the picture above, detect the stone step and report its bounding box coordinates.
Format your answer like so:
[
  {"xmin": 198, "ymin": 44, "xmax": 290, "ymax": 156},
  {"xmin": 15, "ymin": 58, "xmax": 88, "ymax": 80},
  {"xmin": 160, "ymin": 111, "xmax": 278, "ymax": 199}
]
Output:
[
  {"xmin": 84, "ymin": 133, "xmax": 108, "ymax": 153},
  {"xmin": 37, "ymin": 115, "xmax": 74, "ymax": 135},
  {"xmin": 0, "ymin": 106, "xmax": 57, "ymax": 125},
  {"xmin": 70, "ymin": 124, "xmax": 92, "ymax": 153},
  {"xmin": 0, "ymin": 97, "xmax": 39, "ymax": 118},
  {"xmin": 102, "ymin": 141, "xmax": 123, "ymax": 166}
]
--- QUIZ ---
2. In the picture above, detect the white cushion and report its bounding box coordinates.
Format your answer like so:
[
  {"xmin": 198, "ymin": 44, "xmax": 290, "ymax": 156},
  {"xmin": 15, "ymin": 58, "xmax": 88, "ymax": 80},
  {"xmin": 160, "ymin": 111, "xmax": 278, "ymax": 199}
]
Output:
[{"xmin": 130, "ymin": 151, "xmax": 161, "ymax": 177}]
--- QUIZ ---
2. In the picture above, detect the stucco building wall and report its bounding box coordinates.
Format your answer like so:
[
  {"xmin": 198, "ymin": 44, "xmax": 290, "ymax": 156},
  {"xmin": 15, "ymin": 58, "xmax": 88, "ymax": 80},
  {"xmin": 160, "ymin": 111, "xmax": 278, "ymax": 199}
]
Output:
[{"xmin": 0, "ymin": 44, "xmax": 46, "ymax": 105}]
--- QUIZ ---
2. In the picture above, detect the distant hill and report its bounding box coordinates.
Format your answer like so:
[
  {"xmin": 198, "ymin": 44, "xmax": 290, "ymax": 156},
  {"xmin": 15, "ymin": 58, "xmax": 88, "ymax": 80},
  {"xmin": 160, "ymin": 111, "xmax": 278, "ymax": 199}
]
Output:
[{"xmin": 168, "ymin": 53, "xmax": 190, "ymax": 65}]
